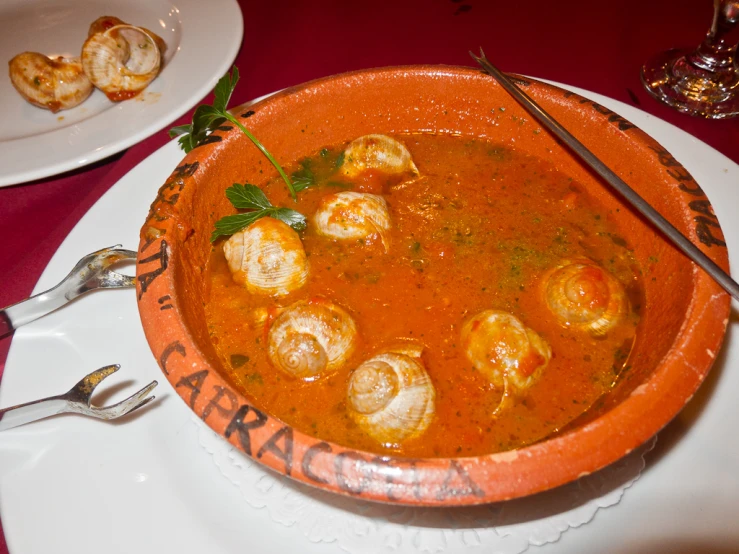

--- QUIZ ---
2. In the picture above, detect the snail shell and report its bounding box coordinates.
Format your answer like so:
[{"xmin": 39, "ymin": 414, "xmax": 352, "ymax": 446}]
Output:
[
  {"xmin": 313, "ymin": 191, "xmax": 392, "ymax": 251},
  {"xmin": 339, "ymin": 134, "xmax": 419, "ymax": 179},
  {"xmin": 347, "ymin": 347, "xmax": 435, "ymax": 445},
  {"xmin": 543, "ymin": 258, "xmax": 628, "ymax": 336},
  {"xmin": 223, "ymin": 217, "xmax": 309, "ymax": 297},
  {"xmin": 88, "ymin": 16, "xmax": 168, "ymax": 57},
  {"xmin": 267, "ymin": 299, "xmax": 359, "ymax": 380},
  {"xmin": 8, "ymin": 53, "xmax": 92, "ymax": 112},
  {"xmin": 81, "ymin": 23, "xmax": 162, "ymax": 101},
  {"xmin": 379, "ymin": 341, "xmax": 425, "ymax": 359},
  {"xmin": 461, "ymin": 310, "xmax": 551, "ymax": 392},
  {"xmin": 88, "ymin": 16, "xmax": 127, "ymax": 36}
]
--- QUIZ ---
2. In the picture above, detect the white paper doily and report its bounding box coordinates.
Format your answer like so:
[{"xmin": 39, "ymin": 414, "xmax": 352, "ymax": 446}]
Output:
[{"xmin": 195, "ymin": 417, "xmax": 656, "ymax": 553}]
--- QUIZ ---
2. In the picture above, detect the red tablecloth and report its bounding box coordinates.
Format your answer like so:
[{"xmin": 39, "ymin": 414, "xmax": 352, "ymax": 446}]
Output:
[{"xmin": 1, "ymin": 0, "xmax": 737, "ymax": 551}]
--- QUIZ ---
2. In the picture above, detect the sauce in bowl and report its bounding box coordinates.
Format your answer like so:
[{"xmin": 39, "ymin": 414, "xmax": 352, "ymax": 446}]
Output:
[{"xmin": 205, "ymin": 134, "xmax": 642, "ymax": 458}]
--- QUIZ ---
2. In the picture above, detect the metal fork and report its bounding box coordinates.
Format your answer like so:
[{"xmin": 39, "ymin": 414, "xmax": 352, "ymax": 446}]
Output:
[
  {"xmin": 0, "ymin": 245, "xmax": 136, "ymax": 338},
  {"xmin": 0, "ymin": 365, "xmax": 158, "ymax": 431}
]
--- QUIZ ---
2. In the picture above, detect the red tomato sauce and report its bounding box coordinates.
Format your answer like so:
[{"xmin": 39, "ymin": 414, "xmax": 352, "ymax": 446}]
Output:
[{"xmin": 205, "ymin": 134, "xmax": 642, "ymax": 458}]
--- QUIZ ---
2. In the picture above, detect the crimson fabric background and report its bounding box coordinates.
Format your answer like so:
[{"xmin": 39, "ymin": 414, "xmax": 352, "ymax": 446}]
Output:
[{"xmin": 1, "ymin": 1, "xmax": 737, "ymax": 551}]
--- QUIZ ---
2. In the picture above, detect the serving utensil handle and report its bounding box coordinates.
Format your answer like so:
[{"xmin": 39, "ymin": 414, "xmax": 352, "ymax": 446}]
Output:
[
  {"xmin": 0, "ymin": 245, "xmax": 136, "ymax": 338},
  {"xmin": 0, "ymin": 397, "xmax": 68, "ymax": 432}
]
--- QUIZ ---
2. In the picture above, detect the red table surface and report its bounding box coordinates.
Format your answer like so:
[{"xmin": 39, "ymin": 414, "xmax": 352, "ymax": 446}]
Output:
[{"xmin": 0, "ymin": 0, "xmax": 737, "ymax": 551}]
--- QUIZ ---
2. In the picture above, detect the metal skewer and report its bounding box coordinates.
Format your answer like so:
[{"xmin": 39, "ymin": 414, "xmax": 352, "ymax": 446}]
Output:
[{"xmin": 470, "ymin": 48, "xmax": 739, "ymax": 302}]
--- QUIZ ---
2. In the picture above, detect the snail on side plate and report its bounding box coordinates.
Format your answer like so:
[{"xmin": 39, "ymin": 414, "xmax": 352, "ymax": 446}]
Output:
[
  {"xmin": 8, "ymin": 15, "xmax": 167, "ymax": 111},
  {"xmin": 81, "ymin": 19, "xmax": 164, "ymax": 101},
  {"xmin": 8, "ymin": 53, "xmax": 92, "ymax": 113},
  {"xmin": 87, "ymin": 16, "xmax": 167, "ymax": 55}
]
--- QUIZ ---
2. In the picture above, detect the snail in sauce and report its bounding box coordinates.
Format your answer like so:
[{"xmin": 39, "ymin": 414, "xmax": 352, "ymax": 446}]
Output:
[
  {"xmin": 313, "ymin": 191, "xmax": 392, "ymax": 251},
  {"xmin": 461, "ymin": 310, "xmax": 551, "ymax": 415},
  {"xmin": 542, "ymin": 258, "xmax": 628, "ymax": 336},
  {"xmin": 223, "ymin": 217, "xmax": 309, "ymax": 297},
  {"xmin": 347, "ymin": 346, "xmax": 436, "ymax": 445},
  {"xmin": 339, "ymin": 134, "xmax": 419, "ymax": 179},
  {"xmin": 266, "ymin": 298, "xmax": 359, "ymax": 380},
  {"xmin": 206, "ymin": 134, "xmax": 642, "ymax": 457}
]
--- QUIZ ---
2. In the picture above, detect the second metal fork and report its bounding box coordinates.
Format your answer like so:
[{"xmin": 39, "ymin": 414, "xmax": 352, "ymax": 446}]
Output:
[{"xmin": 0, "ymin": 365, "xmax": 157, "ymax": 431}]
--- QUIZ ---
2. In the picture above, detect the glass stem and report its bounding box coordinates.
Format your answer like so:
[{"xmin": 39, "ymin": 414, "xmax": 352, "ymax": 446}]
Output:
[{"xmin": 689, "ymin": 0, "xmax": 739, "ymax": 71}]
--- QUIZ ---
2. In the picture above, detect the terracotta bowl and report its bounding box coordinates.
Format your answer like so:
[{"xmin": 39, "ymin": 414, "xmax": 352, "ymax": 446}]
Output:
[{"xmin": 136, "ymin": 66, "xmax": 730, "ymax": 506}]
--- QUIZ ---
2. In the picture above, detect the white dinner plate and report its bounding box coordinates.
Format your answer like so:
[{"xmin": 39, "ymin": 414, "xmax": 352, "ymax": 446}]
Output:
[
  {"xmin": 0, "ymin": 0, "xmax": 242, "ymax": 187},
  {"xmin": 1, "ymin": 83, "xmax": 738, "ymax": 554}
]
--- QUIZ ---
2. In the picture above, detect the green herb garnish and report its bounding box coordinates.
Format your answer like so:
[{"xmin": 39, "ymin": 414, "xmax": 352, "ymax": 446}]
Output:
[
  {"xmin": 292, "ymin": 175, "xmax": 313, "ymax": 192},
  {"xmin": 211, "ymin": 183, "xmax": 307, "ymax": 242},
  {"xmin": 291, "ymin": 160, "xmax": 315, "ymax": 193},
  {"xmin": 169, "ymin": 67, "xmax": 297, "ymax": 200}
]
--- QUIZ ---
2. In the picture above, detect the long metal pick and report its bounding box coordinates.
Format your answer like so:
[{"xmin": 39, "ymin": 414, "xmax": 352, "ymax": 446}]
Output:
[{"xmin": 470, "ymin": 48, "xmax": 739, "ymax": 302}]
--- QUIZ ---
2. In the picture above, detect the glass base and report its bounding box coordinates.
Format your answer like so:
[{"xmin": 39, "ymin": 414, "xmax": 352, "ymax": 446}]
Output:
[{"xmin": 641, "ymin": 48, "xmax": 739, "ymax": 119}]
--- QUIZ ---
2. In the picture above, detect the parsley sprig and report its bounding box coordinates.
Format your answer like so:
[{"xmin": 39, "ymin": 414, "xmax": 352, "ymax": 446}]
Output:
[
  {"xmin": 210, "ymin": 183, "xmax": 306, "ymax": 242},
  {"xmin": 290, "ymin": 160, "xmax": 316, "ymax": 193},
  {"xmin": 169, "ymin": 67, "xmax": 297, "ymax": 200}
]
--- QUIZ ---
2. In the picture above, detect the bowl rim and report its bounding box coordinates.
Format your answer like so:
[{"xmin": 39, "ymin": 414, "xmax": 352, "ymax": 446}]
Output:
[{"xmin": 136, "ymin": 64, "xmax": 730, "ymax": 506}]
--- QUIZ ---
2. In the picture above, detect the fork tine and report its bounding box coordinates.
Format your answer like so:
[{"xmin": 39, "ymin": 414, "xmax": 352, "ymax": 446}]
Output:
[
  {"xmin": 64, "ymin": 364, "xmax": 121, "ymax": 404},
  {"xmin": 123, "ymin": 393, "xmax": 157, "ymax": 415},
  {"xmin": 95, "ymin": 245, "xmax": 137, "ymax": 289},
  {"xmin": 75, "ymin": 246, "xmax": 136, "ymax": 293},
  {"xmin": 86, "ymin": 380, "xmax": 159, "ymax": 420},
  {"xmin": 98, "ymin": 268, "xmax": 136, "ymax": 289},
  {"xmin": 60, "ymin": 245, "xmax": 135, "ymax": 289}
]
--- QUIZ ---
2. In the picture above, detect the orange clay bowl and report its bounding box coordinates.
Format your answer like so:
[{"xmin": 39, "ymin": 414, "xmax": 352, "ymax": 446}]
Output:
[{"xmin": 136, "ymin": 66, "xmax": 730, "ymax": 506}]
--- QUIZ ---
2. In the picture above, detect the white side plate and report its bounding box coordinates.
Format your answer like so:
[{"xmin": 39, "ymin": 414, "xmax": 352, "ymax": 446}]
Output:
[
  {"xmin": 0, "ymin": 0, "xmax": 243, "ymax": 187},
  {"xmin": 0, "ymin": 83, "xmax": 738, "ymax": 554}
]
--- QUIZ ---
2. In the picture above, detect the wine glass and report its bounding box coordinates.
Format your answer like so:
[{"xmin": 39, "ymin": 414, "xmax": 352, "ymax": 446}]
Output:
[{"xmin": 641, "ymin": 0, "xmax": 739, "ymax": 118}]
